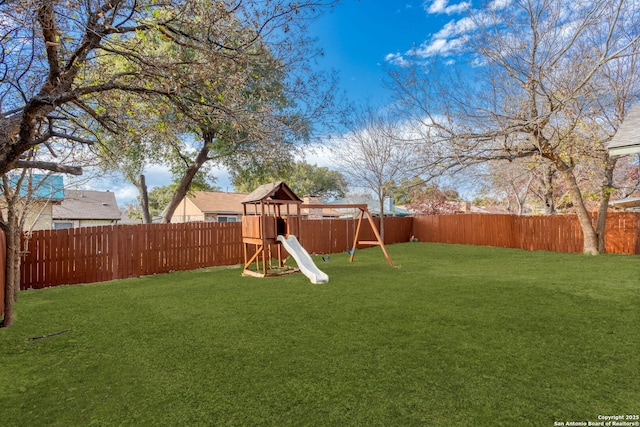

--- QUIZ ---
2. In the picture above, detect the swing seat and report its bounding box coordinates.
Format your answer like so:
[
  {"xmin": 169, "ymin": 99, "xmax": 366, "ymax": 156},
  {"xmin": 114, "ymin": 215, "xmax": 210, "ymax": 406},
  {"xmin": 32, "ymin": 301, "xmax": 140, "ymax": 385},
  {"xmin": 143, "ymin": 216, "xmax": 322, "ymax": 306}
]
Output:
[
  {"xmin": 345, "ymin": 248, "xmax": 356, "ymax": 255},
  {"xmin": 322, "ymin": 255, "xmax": 331, "ymax": 262}
]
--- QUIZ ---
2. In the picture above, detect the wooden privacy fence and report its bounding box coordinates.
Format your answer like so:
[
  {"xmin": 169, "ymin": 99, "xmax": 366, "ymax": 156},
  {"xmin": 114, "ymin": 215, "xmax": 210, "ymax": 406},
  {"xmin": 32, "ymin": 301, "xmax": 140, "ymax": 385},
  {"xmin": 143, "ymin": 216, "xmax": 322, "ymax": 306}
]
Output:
[
  {"xmin": 412, "ymin": 212, "xmax": 640, "ymax": 254},
  {"xmin": 21, "ymin": 222, "xmax": 243, "ymax": 290},
  {"xmin": 19, "ymin": 218, "xmax": 413, "ymax": 290},
  {"xmin": 298, "ymin": 216, "xmax": 413, "ymax": 255},
  {"xmin": 17, "ymin": 213, "xmax": 639, "ymax": 290}
]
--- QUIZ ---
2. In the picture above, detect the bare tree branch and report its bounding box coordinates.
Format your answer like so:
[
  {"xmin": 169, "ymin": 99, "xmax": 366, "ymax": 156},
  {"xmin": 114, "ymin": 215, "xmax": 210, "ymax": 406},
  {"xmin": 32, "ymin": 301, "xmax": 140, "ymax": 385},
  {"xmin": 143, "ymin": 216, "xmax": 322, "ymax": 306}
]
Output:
[{"xmin": 13, "ymin": 160, "xmax": 82, "ymax": 175}]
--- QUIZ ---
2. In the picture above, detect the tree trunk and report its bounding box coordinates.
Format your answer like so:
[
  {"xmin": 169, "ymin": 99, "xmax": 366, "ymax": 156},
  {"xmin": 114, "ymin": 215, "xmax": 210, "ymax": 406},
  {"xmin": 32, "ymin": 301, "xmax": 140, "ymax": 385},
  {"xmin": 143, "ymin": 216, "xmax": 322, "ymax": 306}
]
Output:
[
  {"xmin": 161, "ymin": 142, "xmax": 211, "ymax": 224},
  {"xmin": 1, "ymin": 213, "xmax": 20, "ymax": 328},
  {"xmin": 557, "ymin": 167, "xmax": 599, "ymax": 255},
  {"xmin": 136, "ymin": 174, "xmax": 152, "ymax": 224},
  {"xmin": 0, "ymin": 224, "xmax": 11, "ymax": 328},
  {"xmin": 540, "ymin": 137, "xmax": 598, "ymax": 254},
  {"xmin": 595, "ymin": 156, "xmax": 618, "ymax": 254},
  {"xmin": 542, "ymin": 165, "xmax": 556, "ymax": 215},
  {"xmin": 515, "ymin": 195, "xmax": 525, "ymax": 215},
  {"xmin": 378, "ymin": 195, "xmax": 385, "ymax": 241},
  {"xmin": 11, "ymin": 223, "xmax": 21, "ymax": 301}
]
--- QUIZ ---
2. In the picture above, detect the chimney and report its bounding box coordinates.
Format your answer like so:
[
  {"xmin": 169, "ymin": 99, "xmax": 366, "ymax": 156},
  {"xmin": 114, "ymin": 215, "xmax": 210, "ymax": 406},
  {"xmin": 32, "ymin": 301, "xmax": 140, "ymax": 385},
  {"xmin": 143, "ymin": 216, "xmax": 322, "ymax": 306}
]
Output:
[{"xmin": 303, "ymin": 195, "xmax": 323, "ymax": 219}]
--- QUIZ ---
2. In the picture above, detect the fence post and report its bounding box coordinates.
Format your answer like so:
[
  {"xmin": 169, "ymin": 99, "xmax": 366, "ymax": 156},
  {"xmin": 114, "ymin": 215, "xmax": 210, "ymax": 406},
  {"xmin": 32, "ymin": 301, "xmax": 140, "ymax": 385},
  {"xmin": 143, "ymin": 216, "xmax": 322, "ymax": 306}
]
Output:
[{"xmin": 111, "ymin": 225, "xmax": 120, "ymax": 280}]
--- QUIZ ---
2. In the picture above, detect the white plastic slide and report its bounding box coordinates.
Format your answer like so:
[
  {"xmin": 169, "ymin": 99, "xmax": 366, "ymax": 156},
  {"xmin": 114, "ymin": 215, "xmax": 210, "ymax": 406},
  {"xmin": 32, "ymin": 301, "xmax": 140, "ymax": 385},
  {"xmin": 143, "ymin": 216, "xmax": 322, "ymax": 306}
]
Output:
[{"xmin": 277, "ymin": 235, "xmax": 329, "ymax": 284}]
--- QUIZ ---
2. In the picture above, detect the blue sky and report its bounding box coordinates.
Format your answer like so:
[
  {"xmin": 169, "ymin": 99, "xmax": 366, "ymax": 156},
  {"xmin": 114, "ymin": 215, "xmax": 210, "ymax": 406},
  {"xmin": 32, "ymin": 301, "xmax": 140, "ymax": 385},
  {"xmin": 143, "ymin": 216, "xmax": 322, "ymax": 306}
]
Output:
[
  {"xmin": 309, "ymin": 0, "xmax": 471, "ymax": 104},
  {"xmin": 91, "ymin": 0, "xmax": 479, "ymax": 204}
]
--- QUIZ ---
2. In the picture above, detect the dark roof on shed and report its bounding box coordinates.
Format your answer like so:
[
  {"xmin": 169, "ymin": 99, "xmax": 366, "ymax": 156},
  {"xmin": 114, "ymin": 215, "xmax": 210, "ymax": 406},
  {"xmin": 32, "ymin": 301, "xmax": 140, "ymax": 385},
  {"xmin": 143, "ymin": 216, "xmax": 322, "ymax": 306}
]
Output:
[
  {"xmin": 241, "ymin": 181, "xmax": 302, "ymax": 204},
  {"xmin": 608, "ymin": 103, "xmax": 640, "ymax": 155}
]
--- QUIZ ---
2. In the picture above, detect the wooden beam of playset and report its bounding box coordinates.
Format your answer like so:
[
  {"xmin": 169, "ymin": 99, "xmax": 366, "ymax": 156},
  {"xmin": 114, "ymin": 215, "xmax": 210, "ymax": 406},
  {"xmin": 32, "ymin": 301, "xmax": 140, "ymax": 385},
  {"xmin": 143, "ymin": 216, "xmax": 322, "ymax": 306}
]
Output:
[
  {"xmin": 300, "ymin": 204, "xmax": 368, "ymax": 210},
  {"xmin": 300, "ymin": 203, "xmax": 393, "ymax": 267}
]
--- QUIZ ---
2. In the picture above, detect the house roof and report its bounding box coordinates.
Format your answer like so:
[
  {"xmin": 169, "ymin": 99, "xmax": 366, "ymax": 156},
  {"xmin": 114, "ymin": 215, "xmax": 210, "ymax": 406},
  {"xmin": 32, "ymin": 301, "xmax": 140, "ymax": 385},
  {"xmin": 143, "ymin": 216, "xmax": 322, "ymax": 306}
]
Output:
[
  {"xmin": 608, "ymin": 103, "xmax": 640, "ymax": 155},
  {"xmin": 8, "ymin": 174, "xmax": 64, "ymax": 200},
  {"xmin": 183, "ymin": 190, "xmax": 342, "ymax": 217},
  {"xmin": 188, "ymin": 191, "xmax": 248, "ymax": 214},
  {"xmin": 241, "ymin": 181, "xmax": 302, "ymax": 204},
  {"xmin": 53, "ymin": 190, "xmax": 121, "ymax": 220},
  {"xmin": 300, "ymin": 205, "xmax": 344, "ymax": 217},
  {"xmin": 609, "ymin": 197, "xmax": 640, "ymax": 211}
]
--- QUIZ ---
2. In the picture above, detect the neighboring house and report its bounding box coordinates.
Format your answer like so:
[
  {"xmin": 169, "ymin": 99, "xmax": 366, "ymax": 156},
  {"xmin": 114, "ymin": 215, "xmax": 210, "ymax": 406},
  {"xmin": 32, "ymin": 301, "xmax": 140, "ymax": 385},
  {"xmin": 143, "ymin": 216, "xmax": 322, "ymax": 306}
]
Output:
[
  {"xmin": 607, "ymin": 104, "xmax": 640, "ymax": 211},
  {"xmin": 170, "ymin": 191, "xmax": 249, "ymax": 223},
  {"xmin": 609, "ymin": 197, "xmax": 640, "ymax": 212},
  {"xmin": 1, "ymin": 174, "xmax": 65, "ymax": 231},
  {"xmin": 169, "ymin": 191, "xmax": 345, "ymax": 223},
  {"xmin": 608, "ymin": 103, "xmax": 640, "ymax": 156},
  {"xmin": 368, "ymin": 204, "xmax": 414, "ymax": 217},
  {"xmin": 52, "ymin": 190, "xmax": 120, "ymax": 229},
  {"xmin": 300, "ymin": 196, "xmax": 343, "ymax": 219}
]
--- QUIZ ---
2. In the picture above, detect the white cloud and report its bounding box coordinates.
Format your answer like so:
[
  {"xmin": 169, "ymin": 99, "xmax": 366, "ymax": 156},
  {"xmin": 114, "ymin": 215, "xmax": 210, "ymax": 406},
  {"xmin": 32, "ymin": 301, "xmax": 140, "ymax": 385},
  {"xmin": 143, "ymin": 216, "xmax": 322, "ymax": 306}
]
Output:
[
  {"xmin": 433, "ymin": 16, "xmax": 477, "ymax": 39},
  {"xmin": 385, "ymin": 52, "xmax": 410, "ymax": 67},
  {"xmin": 111, "ymin": 185, "xmax": 139, "ymax": 206},
  {"xmin": 411, "ymin": 38, "xmax": 448, "ymax": 56},
  {"xmin": 409, "ymin": 34, "xmax": 469, "ymax": 58},
  {"xmin": 426, "ymin": 0, "xmax": 446, "ymax": 14},
  {"xmin": 385, "ymin": 8, "xmax": 479, "ymax": 63},
  {"xmin": 425, "ymin": 0, "xmax": 471, "ymax": 15},
  {"xmin": 296, "ymin": 144, "xmax": 334, "ymax": 168},
  {"xmin": 488, "ymin": 0, "xmax": 512, "ymax": 11},
  {"xmin": 386, "ymin": 0, "xmax": 520, "ymax": 66}
]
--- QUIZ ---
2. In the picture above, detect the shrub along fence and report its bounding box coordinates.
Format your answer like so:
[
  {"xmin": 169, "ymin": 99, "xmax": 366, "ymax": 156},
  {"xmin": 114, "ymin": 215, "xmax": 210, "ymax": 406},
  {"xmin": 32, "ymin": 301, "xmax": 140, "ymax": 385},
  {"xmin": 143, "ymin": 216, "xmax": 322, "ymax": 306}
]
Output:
[{"xmin": 16, "ymin": 212, "xmax": 639, "ymax": 291}]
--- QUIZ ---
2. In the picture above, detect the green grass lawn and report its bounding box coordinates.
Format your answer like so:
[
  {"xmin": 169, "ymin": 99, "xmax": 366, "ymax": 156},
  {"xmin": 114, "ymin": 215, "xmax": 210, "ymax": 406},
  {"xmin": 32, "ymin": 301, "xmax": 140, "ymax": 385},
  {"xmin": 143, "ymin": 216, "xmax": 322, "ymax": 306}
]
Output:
[{"xmin": 1, "ymin": 243, "xmax": 639, "ymax": 426}]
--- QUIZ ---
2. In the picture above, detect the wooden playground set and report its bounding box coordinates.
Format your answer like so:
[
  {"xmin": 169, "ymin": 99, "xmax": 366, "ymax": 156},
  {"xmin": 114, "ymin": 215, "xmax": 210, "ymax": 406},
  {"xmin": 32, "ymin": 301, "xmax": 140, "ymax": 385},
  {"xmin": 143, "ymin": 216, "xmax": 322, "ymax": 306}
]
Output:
[{"xmin": 240, "ymin": 181, "xmax": 393, "ymax": 283}]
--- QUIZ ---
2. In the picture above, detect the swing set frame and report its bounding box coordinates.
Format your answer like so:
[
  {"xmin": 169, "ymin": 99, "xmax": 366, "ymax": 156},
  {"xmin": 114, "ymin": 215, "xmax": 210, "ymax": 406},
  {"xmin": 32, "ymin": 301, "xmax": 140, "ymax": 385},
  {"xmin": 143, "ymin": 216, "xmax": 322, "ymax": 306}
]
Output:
[{"xmin": 301, "ymin": 203, "xmax": 394, "ymax": 266}]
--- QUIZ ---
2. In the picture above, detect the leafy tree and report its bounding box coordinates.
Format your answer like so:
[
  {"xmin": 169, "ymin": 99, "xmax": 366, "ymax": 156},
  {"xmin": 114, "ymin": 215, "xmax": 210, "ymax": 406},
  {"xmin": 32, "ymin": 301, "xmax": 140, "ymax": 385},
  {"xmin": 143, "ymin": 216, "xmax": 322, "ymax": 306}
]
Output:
[
  {"xmin": 0, "ymin": 0, "xmax": 338, "ymax": 326},
  {"xmin": 232, "ymin": 161, "xmax": 347, "ymax": 201},
  {"xmin": 407, "ymin": 185, "xmax": 465, "ymax": 216},
  {"xmin": 148, "ymin": 186, "xmax": 179, "ymax": 220},
  {"xmin": 95, "ymin": 4, "xmax": 341, "ymax": 224},
  {"xmin": 287, "ymin": 162, "xmax": 347, "ymax": 201},
  {"xmin": 387, "ymin": 177, "xmax": 425, "ymax": 205},
  {"xmin": 477, "ymin": 160, "xmax": 536, "ymax": 215},
  {"xmin": 127, "ymin": 174, "xmax": 217, "ymax": 221},
  {"xmin": 1, "ymin": 0, "xmax": 338, "ymax": 174}
]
